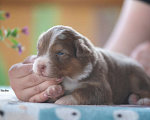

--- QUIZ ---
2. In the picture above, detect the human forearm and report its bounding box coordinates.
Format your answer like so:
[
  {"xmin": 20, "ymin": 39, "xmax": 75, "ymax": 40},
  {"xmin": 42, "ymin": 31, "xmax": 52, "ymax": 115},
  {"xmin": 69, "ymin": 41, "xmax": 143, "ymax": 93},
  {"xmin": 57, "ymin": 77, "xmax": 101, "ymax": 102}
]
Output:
[{"xmin": 104, "ymin": 0, "xmax": 150, "ymax": 56}]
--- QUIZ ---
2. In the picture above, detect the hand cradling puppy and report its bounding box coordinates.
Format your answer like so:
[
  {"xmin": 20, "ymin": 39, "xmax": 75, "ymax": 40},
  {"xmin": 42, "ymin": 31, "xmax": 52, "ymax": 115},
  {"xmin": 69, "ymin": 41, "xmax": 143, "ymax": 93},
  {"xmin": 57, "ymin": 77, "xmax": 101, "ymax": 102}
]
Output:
[{"xmin": 33, "ymin": 25, "xmax": 150, "ymax": 105}]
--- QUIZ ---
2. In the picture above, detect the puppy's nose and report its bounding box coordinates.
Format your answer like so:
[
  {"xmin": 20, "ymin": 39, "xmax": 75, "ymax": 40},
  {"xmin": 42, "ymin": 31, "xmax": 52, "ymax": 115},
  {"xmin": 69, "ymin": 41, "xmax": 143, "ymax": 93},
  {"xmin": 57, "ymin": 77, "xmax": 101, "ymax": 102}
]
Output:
[{"xmin": 38, "ymin": 64, "xmax": 46, "ymax": 71}]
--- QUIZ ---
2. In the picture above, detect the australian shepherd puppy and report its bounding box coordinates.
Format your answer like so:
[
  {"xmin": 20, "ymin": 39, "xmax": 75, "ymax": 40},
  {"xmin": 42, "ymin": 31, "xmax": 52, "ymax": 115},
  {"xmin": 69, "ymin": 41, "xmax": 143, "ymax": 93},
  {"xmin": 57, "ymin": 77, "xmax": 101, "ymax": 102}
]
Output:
[{"xmin": 33, "ymin": 25, "xmax": 150, "ymax": 105}]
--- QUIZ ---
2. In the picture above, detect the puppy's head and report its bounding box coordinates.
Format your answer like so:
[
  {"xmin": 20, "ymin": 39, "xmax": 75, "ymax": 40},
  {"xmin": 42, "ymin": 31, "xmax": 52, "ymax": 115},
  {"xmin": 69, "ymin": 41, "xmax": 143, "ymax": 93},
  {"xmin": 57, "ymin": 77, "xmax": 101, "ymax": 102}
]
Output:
[{"xmin": 33, "ymin": 25, "xmax": 96, "ymax": 80}]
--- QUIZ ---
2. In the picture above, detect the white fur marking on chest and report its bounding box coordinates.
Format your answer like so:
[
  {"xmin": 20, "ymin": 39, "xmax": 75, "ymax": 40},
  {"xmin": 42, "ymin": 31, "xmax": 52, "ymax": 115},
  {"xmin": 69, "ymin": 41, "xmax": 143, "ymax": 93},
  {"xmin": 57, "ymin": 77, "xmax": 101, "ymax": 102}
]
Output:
[
  {"xmin": 62, "ymin": 63, "xmax": 93, "ymax": 94},
  {"xmin": 62, "ymin": 77, "xmax": 80, "ymax": 94}
]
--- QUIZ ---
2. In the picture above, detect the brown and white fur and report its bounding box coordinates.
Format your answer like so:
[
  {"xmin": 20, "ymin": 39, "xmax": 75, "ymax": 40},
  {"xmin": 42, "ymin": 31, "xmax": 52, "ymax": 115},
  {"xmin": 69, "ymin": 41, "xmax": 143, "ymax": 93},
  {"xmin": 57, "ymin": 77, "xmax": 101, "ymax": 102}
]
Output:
[{"xmin": 33, "ymin": 25, "xmax": 150, "ymax": 105}]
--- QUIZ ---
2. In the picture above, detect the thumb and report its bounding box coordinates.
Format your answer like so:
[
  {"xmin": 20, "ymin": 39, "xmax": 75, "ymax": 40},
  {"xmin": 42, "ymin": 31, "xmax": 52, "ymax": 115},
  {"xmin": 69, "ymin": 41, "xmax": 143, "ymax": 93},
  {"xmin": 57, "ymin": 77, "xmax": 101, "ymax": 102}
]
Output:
[
  {"xmin": 23, "ymin": 55, "xmax": 37, "ymax": 64},
  {"xmin": 9, "ymin": 63, "xmax": 33, "ymax": 78}
]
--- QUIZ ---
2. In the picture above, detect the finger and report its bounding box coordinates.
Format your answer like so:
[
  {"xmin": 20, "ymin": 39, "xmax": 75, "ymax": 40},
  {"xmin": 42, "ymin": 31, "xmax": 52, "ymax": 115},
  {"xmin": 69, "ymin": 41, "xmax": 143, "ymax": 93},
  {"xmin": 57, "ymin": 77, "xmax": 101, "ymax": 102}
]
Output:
[
  {"xmin": 21, "ymin": 74, "xmax": 63, "ymax": 89},
  {"xmin": 14, "ymin": 81, "xmax": 50, "ymax": 102},
  {"xmin": 21, "ymin": 84, "xmax": 46, "ymax": 101},
  {"xmin": 29, "ymin": 85, "xmax": 65, "ymax": 103},
  {"xmin": 23, "ymin": 55, "xmax": 37, "ymax": 64},
  {"xmin": 21, "ymin": 78, "xmax": 63, "ymax": 101},
  {"xmin": 9, "ymin": 63, "xmax": 33, "ymax": 78},
  {"xmin": 29, "ymin": 91, "xmax": 49, "ymax": 103}
]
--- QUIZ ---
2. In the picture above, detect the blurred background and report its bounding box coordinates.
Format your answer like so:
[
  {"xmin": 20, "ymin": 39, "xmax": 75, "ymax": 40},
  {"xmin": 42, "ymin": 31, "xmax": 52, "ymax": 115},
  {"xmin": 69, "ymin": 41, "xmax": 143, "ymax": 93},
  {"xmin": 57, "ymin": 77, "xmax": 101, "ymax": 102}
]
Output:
[{"xmin": 0, "ymin": 0, "xmax": 123, "ymax": 85}]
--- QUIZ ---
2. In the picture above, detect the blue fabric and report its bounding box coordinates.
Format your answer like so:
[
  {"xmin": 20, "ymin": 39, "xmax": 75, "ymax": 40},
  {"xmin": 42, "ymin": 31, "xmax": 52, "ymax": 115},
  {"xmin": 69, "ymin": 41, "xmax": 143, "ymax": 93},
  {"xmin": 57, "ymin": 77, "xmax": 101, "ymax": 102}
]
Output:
[
  {"xmin": 39, "ymin": 105, "xmax": 150, "ymax": 120},
  {"xmin": 1, "ymin": 86, "xmax": 150, "ymax": 120},
  {"xmin": 1, "ymin": 102, "xmax": 150, "ymax": 120}
]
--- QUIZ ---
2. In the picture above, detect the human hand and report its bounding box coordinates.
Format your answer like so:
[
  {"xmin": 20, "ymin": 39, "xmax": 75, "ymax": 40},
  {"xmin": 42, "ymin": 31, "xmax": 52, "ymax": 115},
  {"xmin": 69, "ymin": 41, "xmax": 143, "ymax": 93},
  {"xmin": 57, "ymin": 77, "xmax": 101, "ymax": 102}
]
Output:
[
  {"xmin": 9, "ymin": 55, "xmax": 64, "ymax": 102},
  {"xmin": 131, "ymin": 41, "xmax": 150, "ymax": 77}
]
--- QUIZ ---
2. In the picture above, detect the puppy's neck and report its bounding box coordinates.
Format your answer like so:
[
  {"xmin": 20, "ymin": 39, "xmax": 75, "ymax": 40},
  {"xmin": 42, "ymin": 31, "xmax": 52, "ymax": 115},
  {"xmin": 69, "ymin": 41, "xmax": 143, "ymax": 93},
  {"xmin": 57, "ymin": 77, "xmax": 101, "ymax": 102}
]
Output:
[
  {"xmin": 72, "ymin": 62, "xmax": 93, "ymax": 82},
  {"xmin": 62, "ymin": 62, "xmax": 93, "ymax": 94}
]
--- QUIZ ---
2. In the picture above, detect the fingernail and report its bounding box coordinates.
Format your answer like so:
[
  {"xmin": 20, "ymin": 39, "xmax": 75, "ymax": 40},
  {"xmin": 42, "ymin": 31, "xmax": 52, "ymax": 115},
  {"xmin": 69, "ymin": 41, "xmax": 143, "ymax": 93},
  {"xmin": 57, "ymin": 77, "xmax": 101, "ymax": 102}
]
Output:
[{"xmin": 44, "ymin": 94, "xmax": 48, "ymax": 98}]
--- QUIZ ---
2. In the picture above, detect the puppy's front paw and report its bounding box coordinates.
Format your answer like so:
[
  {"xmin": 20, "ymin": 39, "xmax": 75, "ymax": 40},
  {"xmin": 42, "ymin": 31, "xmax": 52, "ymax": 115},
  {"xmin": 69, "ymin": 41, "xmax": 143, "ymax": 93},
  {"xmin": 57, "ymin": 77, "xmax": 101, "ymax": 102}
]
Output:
[
  {"xmin": 45, "ymin": 85, "xmax": 64, "ymax": 99},
  {"xmin": 55, "ymin": 95, "xmax": 78, "ymax": 105},
  {"xmin": 128, "ymin": 94, "xmax": 139, "ymax": 105},
  {"xmin": 137, "ymin": 98, "xmax": 150, "ymax": 105}
]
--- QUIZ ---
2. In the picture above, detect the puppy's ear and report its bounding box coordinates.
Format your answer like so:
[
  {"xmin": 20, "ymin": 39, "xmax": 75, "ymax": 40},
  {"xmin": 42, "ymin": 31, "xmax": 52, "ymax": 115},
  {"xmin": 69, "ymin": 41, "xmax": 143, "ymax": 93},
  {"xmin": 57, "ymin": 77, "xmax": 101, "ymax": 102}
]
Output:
[
  {"xmin": 37, "ymin": 32, "xmax": 50, "ymax": 56},
  {"xmin": 37, "ymin": 32, "xmax": 45, "ymax": 48},
  {"xmin": 75, "ymin": 38, "xmax": 92, "ymax": 58}
]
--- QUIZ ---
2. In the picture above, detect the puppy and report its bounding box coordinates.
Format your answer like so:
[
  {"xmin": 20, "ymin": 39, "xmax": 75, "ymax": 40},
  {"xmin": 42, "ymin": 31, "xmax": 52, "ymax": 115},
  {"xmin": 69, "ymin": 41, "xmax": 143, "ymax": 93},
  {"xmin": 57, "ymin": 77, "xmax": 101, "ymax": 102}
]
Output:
[{"xmin": 33, "ymin": 25, "xmax": 150, "ymax": 105}]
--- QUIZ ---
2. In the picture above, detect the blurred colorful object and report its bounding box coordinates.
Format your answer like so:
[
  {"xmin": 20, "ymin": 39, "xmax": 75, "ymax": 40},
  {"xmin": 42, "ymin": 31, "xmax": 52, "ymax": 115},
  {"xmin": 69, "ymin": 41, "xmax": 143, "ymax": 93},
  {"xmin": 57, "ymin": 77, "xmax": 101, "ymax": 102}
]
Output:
[
  {"xmin": 0, "ymin": 10, "xmax": 29, "ymax": 55},
  {"xmin": 0, "ymin": 11, "xmax": 10, "ymax": 20},
  {"xmin": 0, "ymin": 1, "xmax": 122, "ymax": 86}
]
